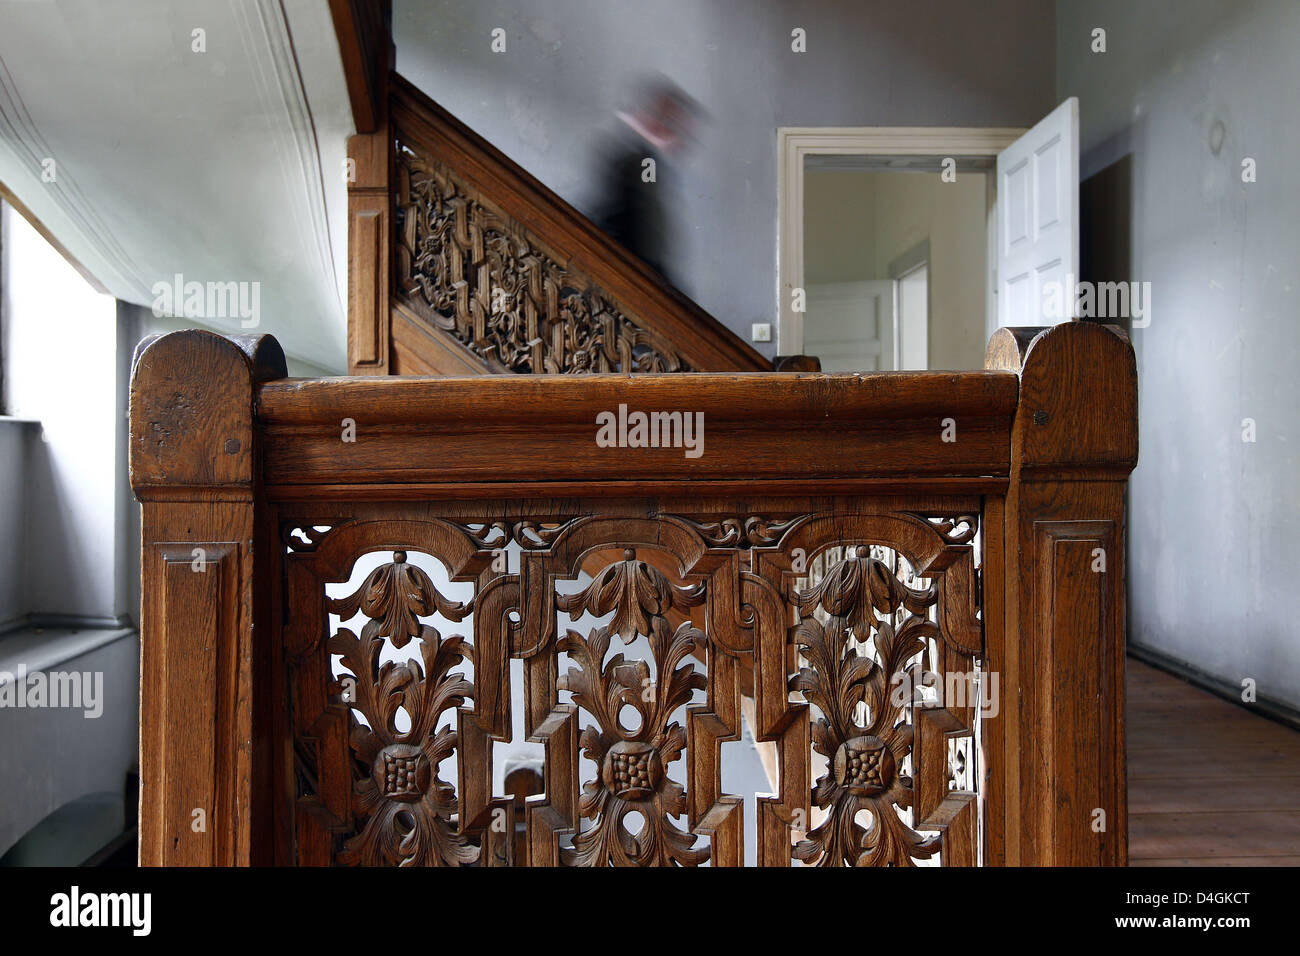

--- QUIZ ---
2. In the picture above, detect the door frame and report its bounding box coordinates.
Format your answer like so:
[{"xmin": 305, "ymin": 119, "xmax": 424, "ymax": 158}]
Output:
[
  {"xmin": 777, "ymin": 126, "xmax": 1026, "ymax": 356},
  {"xmin": 888, "ymin": 238, "xmax": 930, "ymax": 371}
]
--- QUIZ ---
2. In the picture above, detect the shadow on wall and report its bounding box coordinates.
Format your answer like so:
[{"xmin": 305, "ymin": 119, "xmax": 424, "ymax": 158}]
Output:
[
  {"xmin": 1060, "ymin": 0, "xmax": 1300, "ymax": 711},
  {"xmin": 1080, "ymin": 152, "xmax": 1133, "ymax": 332}
]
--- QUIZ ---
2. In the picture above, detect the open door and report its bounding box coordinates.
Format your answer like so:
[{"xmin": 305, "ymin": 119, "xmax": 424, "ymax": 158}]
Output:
[{"xmin": 996, "ymin": 97, "xmax": 1079, "ymax": 327}]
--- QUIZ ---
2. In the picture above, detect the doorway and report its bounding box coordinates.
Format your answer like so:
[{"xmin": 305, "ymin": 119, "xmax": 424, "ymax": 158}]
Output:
[
  {"xmin": 891, "ymin": 239, "xmax": 930, "ymax": 371},
  {"xmin": 779, "ymin": 105, "xmax": 1081, "ymax": 367},
  {"xmin": 800, "ymin": 158, "xmax": 990, "ymax": 371},
  {"xmin": 777, "ymin": 126, "xmax": 1024, "ymax": 368}
]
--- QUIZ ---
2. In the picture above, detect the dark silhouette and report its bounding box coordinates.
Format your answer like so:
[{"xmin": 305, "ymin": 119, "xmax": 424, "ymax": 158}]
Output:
[{"xmin": 591, "ymin": 77, "xmax": 702, "ymax": 284}]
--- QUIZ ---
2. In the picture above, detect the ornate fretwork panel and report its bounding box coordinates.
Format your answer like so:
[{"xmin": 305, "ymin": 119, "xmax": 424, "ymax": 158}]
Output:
[
  {"xmin": 325, "ymin": 552, "xmax": 477, "ymax": 867},
  {"xmin": 555, "ymin": 551, "xmax": 707, "ymax": 866},
  {"xmin": 790, "ymin": 549, "xmax": 943, "ymax": 866},
  {"xmin": 394, "ymin": 135, "xmax": 690, "ymax": 374},
  {"xmin": 281, "ymin": 508, "xmax": 985, "ymax": 867}
]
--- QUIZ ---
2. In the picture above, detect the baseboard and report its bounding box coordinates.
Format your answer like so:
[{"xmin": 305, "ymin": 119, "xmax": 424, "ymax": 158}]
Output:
[
  {"xmin": 81, "ymin": 826, "xmax": 138, "ymax": 868},
  {"xmin": 1127, "ymin": 641, "xmax": 1300, "ymax": 733}
]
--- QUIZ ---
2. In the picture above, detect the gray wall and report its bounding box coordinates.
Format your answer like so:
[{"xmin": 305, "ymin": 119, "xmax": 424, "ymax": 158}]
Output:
[
  {"xmin": 1, "ymin": 203, "xmax": 126, "ymax": 624},
  {"xmin": 0, "ymin": 201, "xmax": 141, "ymax": 855},
  {"xmin": 0, "ymin": 631, "xmax": 139, "ymax": 856},
  {"xmin": 394, "ymin": 0, "xmax": 1056, "ymax": 357},
  {"xmin": 0, "ymin": 421, "xmax": 30, "ymax": 630},
  {"xmin": 1059, "ymin": 0, "xmax": 1300, "ymax": 707}
]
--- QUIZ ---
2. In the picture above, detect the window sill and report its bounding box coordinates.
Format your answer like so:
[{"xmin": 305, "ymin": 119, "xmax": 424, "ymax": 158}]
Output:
[{"xmin": 0, "ymin": 623, "xmax": 137, "ymax": 678}]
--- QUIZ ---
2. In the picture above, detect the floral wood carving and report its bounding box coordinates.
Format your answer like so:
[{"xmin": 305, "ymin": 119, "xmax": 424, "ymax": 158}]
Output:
[
  {"xmin": 791, "ymin": 547, "xmax": 941, "ymax": 867},
  {"xmin": 557, "ymin": 548, "xmax": 705, "ymax": 643},
  {"xmin": 395, "ymin": 139, "xmax": 689, "ymax": 374},
  {"xmin": 287, "ymin": 512, "xmax": 985, "ymax": 866},
  {"xmin": 327, "ymin": 550, "xmax": 470, "ymax": 649},
  {"xmin": 556, "ymin": 549, "xmax": 708, "ymax": 866},
  {"xmin": 329, "ymin": 552, "xmax": 478, "ymax": 867}
]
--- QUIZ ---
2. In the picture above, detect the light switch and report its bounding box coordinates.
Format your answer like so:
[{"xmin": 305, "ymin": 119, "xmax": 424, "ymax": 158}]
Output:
[{"xmin": 751, "ymin": 322, "xmax": 772, "ymax": 342}]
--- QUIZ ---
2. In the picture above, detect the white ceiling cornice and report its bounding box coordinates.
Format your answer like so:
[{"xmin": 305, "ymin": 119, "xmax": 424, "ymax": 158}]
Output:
[
  {"xmin": 0, "ymin": 51, "xmax": 151, "ymax": 300},
  {"xmin": 0, "ymin": 0, "xmax": 355, "ymax": 371},
  {"xmin": 233, "ymin": 0, "xmax": 340, "ymax": 305}
]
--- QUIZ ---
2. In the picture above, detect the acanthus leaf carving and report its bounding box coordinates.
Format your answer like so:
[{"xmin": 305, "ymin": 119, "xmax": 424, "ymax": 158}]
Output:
[
  {"xmin": 791, "ymin": 547, "xmax": 941, "ymax": 867},
  {"xmin": 327, "ymin": 550, "xmax": 470, "ymax": 649},
  {"xmin": 555, "ymin": 548, "xmax": 704, "ymax": 644},
  {"xmin": 289, "ymin": 513, "xmax": 984, "ymax": 866},
  {"xmin": 329, "ymin": 617, "xmax": 478, "ymax": 867},
  {"xmin": 557, "ymin": 619, "xmax": 706, "ymax": 867}
]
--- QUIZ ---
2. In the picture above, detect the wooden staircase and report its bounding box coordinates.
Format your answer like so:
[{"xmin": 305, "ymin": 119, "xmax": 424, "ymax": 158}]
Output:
[{"xmin": 346, "ymin": 69, "xmax": 803, "ymax": 375}]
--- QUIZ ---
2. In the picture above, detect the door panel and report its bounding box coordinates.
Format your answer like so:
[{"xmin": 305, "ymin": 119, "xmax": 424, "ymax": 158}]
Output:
[
  {"xmin": 805, "ymin": 280, "xmax": 896, "ymax": 372},
  {"xmin": 997, "ymin": 97, "xmax": 1078, "ymax": 327}
]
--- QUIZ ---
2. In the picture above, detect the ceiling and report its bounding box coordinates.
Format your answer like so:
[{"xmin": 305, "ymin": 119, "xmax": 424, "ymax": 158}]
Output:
[{"xmin": 0, "ymin": 0, "xmax": 354, "ymax": 371}]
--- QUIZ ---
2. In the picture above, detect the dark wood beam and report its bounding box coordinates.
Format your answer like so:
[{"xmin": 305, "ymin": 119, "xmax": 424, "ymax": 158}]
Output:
[{"xmin": 329, "ymin": 0, "xmax": 391, "ymax": 135}]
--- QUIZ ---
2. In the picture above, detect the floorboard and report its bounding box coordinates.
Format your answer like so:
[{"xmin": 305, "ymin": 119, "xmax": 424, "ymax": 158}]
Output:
[{"xmin": 1127, "ymin": 658, "xmax": 1300, "ymax": 865}]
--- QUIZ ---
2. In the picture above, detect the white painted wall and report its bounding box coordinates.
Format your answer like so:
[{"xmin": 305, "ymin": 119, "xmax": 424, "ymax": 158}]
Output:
[
  {"xmin": 1059, "ymin": 0, "xmax": 1300, "ymax": 707},
  {"xmin": 1, "ymin": 208, "xmax": 124, "ymax": 621},
  {"xmin": 896, "ymin": 263, "xmax": 930, "ymax": 371},
  {"xmin": 0, "ymin": 0, "xmax": 353, "ymax": 372},
  {"xmin": 874, "ymin": 173, "xmax": 987, "ymax": 370},
  {"xmin": 0, "ymin": 630, "xmax": 139, "ymax": 856}
]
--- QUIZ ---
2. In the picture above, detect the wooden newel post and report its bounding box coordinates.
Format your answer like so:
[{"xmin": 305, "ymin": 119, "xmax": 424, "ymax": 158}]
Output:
[
  {"xmin": 344, "ymin": 0, "xmax": 393, "ymax": 376},
  {"xmin": 129, "ymin": 330, "xmax": 287, "ymax": 866},
  {"xmin": 985, "ymin": 323, "xmax": 1138, "ymax": 866}
]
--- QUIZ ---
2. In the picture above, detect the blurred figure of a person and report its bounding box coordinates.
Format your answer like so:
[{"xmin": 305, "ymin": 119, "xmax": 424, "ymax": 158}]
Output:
[{"xmin": 591, "ymin": 76, "xmax": 702, "ymax": 284}]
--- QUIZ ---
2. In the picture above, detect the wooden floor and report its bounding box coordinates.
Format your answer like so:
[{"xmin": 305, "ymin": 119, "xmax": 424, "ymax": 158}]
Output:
[{"xmin": 1127, "ymin": 658, "xmax": 1300, "ymax": 865}]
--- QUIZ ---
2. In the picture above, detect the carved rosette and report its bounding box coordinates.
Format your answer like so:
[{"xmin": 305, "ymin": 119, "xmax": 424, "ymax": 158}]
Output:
[
  {"xmin": 395, "ymin": 140, "xmax": 689, "ymax": 374},
  {"xmin": 791, "ymin": 547, "xmax": 941, "ymax": 866},
  {"xmin": 555, "ymin": 549, "xmax": 708, "ymax": 866},
  {"xmin": 328, "ymin": 552, "xmax": 478, "ymax": 866}
]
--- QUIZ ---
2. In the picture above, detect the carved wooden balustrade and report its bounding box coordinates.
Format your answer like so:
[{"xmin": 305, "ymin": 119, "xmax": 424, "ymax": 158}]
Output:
[
  {"xmin": 129, "ymin": 322, "xmax": 1137, "ymax": 866},
  {"xmin": 348, "ymin": 70, "xmax": 791, "ymax": 376}
]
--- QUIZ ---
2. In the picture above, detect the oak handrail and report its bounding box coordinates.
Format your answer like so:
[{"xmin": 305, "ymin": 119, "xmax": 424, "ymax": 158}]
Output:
[{"xmin": 130, "ymin": 322, "xmax": 1136, "ymax": 866}]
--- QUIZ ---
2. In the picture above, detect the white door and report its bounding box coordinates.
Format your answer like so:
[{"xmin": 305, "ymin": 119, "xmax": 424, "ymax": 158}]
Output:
[
  {"xmin": 996, "ymin": 97, "xmax": 1079, "ymax": 327},
  {"xmin": 804, "ymin": 280, "xmax": 895, "ymax": 372}
]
